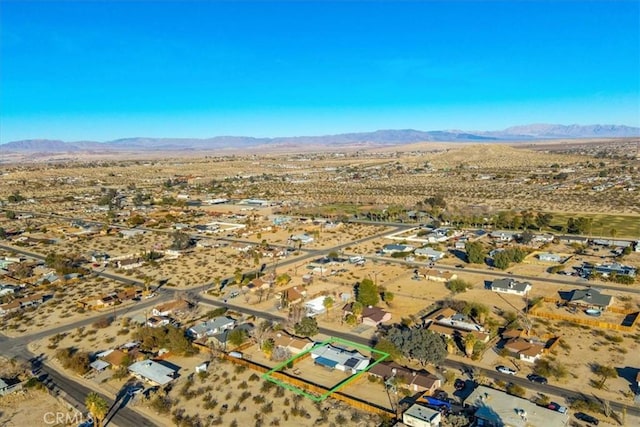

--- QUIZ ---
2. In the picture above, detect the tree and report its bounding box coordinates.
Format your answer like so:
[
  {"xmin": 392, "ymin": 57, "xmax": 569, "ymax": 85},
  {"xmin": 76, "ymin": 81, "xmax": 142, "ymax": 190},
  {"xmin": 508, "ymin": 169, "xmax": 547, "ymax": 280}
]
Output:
[
  {"xmin": 294, "ymin": 317, "xmax": 318, "ymax": 337},
  {"xmin": 382, "ymin": 291, "xmax": 394, "ymax": 305},
  {"xmin": 373, "ymin": 339, "xmax": 402, "ymax": 361},
  {"xmin": 228, "ymin": 328, "xmax": 248, "ymax": 347},
  {"xmin": 593, "ymin": 364, "xmax": 618, "ymax": 389},
  {"xmin": 323, "ymin": 296, "xmax": 334, "ymax": 318},
  {"xmin": 0, "ymin": 227, "xmax": 6, "ymax": 239},
  {"xmin": 493, "ymin": 252, "xmax": 511, "ymax": 270},
  {"xmin": 465, "ymin": 241, "xmax": 486, "ymax": 264},
  {"xmin": 170, "ymin": 231, "xmax": 192, "ymax": 250},
  {"xmin": 384, "ymin": 326, "xmax": 447, "ymax": 366},
  {"xmin": 464, "ymin": 333, "xmax": 476, "ymax": 357},
  {"xmin": 446, "ymin": 279, "xmax": 472, "ymax": 294},
  {"xmin": 535, "ymin": 212, "xmax": 553, "ymax": 230},
  {"xmin": 5, "ymin": 211, "xmax": 16, "ymax": 220},
  {"xmin": 356, "ymin": 278, "xmax": 379, "ymax": 307},
  {"xmin": 276, "ymin": 273, "xmax": 291, "ymax": 287},
  {"xmin": 85, "ymin": 392, "xmax": 109, "ymax": 427}
]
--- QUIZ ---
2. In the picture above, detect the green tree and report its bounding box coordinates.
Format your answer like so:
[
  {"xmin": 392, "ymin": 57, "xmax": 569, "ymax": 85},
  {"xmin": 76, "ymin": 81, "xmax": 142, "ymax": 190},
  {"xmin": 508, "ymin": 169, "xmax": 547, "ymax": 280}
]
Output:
[
  {"xmin": 384, "ymin": 326, "xmax": 446, "ymax": 366},
  {"xmin": 5, "ymin": 211, "xmax": 16, "ymax": 220},
  {"xmin": 593, "ymin": 364, "xmax": 618, "ymax": 389},
  {"xmin": 446, "ymin": 279, "xmax": 472, "ymax": 294},
  {"xmin": 373, "ymin": 338, "xmax": 402, "ymax": 361},
  {"xmin": 493, "ymin": 252, "xmax": 511, "ymax": 270},
  {"xmin": 228, "ymin": 328, "xmax": 248, "ymax": 347},
  {"xmin": 464, "ymin": 333, "xmax": 476, "ymax": 357},
  {"xmin": 356, "ymin": 278, "xmax": 379, "ymax": 306},
  {"xmin": 465, "ymin": 241, "xmax": 486, "ymax": 264},
  {"xmin": 85, "ymin": 392, "xmax": 109, "ymax": 427},
  {"xmin": 535, "ymin": 212, "xmax": 553, "ymax": 230},
  {"xmin": 382, "ymin": 291, "xmax": 394, "ymax": 305},
  {"xmin": 323, "ymin": 296, "xmax": 334, "ymax": 318},
  {"xmin": 170, "ymin": 231, "xmax": 192, "ymax": 250},
  {"xmin": 294, "ymin": 317, "xmax": 319, "ymax": 337}
]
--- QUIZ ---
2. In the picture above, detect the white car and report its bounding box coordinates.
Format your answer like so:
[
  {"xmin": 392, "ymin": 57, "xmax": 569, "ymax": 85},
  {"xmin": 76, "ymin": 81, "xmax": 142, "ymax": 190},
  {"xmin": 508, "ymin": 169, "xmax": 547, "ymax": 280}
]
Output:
[{"xmin": 496, "ymin": 366, "xmax": 517, "ymax": 375}]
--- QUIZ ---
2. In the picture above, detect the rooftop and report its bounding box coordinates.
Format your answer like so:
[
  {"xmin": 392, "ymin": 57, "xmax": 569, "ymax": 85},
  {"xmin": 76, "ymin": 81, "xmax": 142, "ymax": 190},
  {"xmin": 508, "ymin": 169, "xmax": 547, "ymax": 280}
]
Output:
[{"xmin": 128, "ymin": 359, "xmax": 178, "ymax": 386}]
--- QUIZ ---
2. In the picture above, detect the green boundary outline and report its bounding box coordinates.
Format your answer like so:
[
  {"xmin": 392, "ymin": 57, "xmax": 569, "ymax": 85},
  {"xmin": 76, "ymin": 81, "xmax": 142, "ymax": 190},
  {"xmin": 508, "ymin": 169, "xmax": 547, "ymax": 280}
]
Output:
[{"xmin": 261, "ymin": 336, "xmax": 390, "ymax": 402}]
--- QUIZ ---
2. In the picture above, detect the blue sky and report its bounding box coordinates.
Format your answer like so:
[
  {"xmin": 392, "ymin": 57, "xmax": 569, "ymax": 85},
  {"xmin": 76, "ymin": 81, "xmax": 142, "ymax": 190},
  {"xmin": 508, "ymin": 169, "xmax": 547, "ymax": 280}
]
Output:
[{"xmin": 1, "ymin": 1, "xmax": 638, "ymax": 142}]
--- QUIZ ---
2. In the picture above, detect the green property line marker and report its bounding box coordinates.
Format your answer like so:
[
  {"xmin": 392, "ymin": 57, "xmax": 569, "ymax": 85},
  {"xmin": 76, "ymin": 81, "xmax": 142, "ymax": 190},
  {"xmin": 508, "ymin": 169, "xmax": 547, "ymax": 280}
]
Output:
[{"xmin": 262, "ymin": 336, "xmax": 390, "ymax": 402}]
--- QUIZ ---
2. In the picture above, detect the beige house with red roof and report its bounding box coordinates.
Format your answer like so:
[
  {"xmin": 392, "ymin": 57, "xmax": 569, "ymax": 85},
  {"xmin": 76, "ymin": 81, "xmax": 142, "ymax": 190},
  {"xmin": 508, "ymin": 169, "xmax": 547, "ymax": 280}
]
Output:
[{"xmin": 273, "ymin": 332, "xmax": 314, "ymax": 355}]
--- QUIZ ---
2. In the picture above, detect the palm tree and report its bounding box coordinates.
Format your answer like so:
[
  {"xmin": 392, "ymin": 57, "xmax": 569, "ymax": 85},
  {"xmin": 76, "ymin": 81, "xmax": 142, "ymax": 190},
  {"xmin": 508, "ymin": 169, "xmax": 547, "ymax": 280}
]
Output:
[
  {"xmin": 323, "ymin": 296, "xmax": 334, "ymax": 319},
  {"xmin": 464, "ymin": 333, "xmax": 476, "ymax": 358},
  {"xmin": 85, "ymin": 392, "xmax": 109, "ymax": 427}
]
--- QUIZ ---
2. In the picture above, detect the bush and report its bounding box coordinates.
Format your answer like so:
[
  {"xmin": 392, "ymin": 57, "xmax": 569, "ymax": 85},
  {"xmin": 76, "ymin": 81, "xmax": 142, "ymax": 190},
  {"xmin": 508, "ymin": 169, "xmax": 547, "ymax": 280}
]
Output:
[{"xmin": 446, "ymin": 279, "xmax": 472, "ymax": 294}]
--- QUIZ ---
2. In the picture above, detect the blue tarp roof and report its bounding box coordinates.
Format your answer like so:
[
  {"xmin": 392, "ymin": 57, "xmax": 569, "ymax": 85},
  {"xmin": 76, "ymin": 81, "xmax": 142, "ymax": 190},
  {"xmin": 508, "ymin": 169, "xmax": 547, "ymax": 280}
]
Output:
[{"xmin": 314, "ymin": 356, "xmax": 338, "ymax": 369}]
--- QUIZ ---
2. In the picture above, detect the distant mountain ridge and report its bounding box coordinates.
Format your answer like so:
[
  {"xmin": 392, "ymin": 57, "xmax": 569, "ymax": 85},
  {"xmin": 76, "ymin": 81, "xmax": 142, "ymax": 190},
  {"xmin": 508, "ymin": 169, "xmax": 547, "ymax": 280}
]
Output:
[{"xmin": 2, "ymin": 124, "xmax": 638, "ymax": 152}]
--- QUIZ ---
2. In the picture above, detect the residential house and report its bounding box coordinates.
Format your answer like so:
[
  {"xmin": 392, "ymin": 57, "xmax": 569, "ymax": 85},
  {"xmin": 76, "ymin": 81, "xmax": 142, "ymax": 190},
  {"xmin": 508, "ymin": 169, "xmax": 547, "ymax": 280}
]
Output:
[
  {"xmin": 310, "ymin": 344, "xmax": 369, "ymax": 374},
  {"xmin": 209, "ymin": 323, "xmax": 254, "ymax": 349},
  {"xmin": 279, "ymin": 286, "xmax": 305, "ymax": 306},
  {"xmin": 128, "ymin": 360, "xmax": 178, "ymax": 386},
  {"xmin": 231, "ymin": 242, "xmax": 253, "ymax": 252},
  {"xmin": 382, "ymin": 244, "xmax": 414, "ymax": 254},
  {"xmin": 557, "ymin": 235, "xmax": 589, "ymax": 245},
  {"xmin": 0, "ymin": 378, "xmax": 23, "ymax": 396},
  {"xmin": 368, "ymin": 362, "xmax": 441, "ymax": 395},
  {"xmin": 418, "ymin": 268, "xmax": 457, "ymax": 282},
  {"xmin": 152, "ymin": 299, "xmax": 192, "ymax": 317},
  {"xmin": 115, "ymin": 257, "xmax": 144, "ymax": 270},
  {"xmin": 187, "ymin": 316, "xmax": 236, "ymax": 339},
  {"xmin": 102, "ymin": 349, "xmax": 131, "ymax": 369},
  {"xmin": 584, "ymin": 262, "xmax": 636, "ymax": 278},
  {"xmin": 537, "ymin": 253, "xmax": 563, "ymax": 263},
  {"xmin": 290, "ymin": 234, "xmax": 314, "ymax": 244},
  {"xmin": 304, "ymin": 296, "xmax": 328, "ymax": 317},
  {"xmin": 272, "ymin": 332, "xmax": 314, "ymax": 355},
  {"xmin": 490, "ymin": 231, "xmax": 516, "ymax": 242},
  {"xmin": 503, "ymin": 337, "xmax": 546, "ymax": 363},
  {"xmin": 491, "ymin": 278, "xmax": 532, "ymax": 296},
  {"xmin": 146, "ymin": 316, "xmax": 171, "ymax": 328},
  {"xmin": 402, "ymin": 403, "xmax": 442, "ymax": 427},
  {"xmin": 561, "ymin": 288, "xmax": 613, "ymax": 310},
  {"xmin": 423, "ymin": 307, "xmax": 489, "ymax": 343},
  {"xmin": 0, "ymin": 284, "xmax": 17, "ymax": 297},
  {"xmin": 414, "ymin": 247, "xmax": 445, "ymax": 261},
  {"xmin": 361, "ymin": 305, "xmax": 392, "ymax": 326},
  {"xmin": 592, "ymin": 239, "xmax": 633, "ymax": 248},
  {"xmin": 464, "ymin": 385, "xmax": 568, "ymax": 427}
]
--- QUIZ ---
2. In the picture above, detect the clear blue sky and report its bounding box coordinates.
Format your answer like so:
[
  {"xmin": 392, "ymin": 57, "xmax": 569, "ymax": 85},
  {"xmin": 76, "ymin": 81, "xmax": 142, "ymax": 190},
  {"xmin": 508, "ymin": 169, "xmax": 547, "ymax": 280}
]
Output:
[{"xmin": 1, "ymin": 1, "xmax": 638, "ymax": 142}]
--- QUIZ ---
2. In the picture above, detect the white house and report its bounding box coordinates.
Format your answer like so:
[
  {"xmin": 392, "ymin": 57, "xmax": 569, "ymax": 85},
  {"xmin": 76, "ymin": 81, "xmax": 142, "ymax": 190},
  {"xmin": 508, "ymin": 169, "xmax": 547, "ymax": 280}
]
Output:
[
  {"xmin": 304, "ymin": 296, "xmax": 328, "ymax": 317},
  {"xmin": 187, "ymin": 316, "xmax": 236, "ymax": 339},
  {"xmin": 491, "ymin": 278, "xmax": 532, "ymax": 296},
  {"xmin": 382, "ymin": 244, "xmax": 414, "ymax": 254},
  {"xmin": 310, "ymin": 344, "xmax": 369, "ymax": 374},
  {"xmin": 537, "ymin": 252, "xmax": 562, "ymax": 263},
  {"xmin": 414, "ymin": 247, "xmax": 445, "ymax": 261},
  {"xmin": 402, "ymin": 403, "xmax": 442, "ymax": 427},
  {"xmin": 291, "ymin": 234, "xmax": 314, "ymax": 244},
  {"xmin": 490, "ymin": 231, "xmax": 516, "ymax": 242},
  {"xmin": 128, "ymin": 360, "xmax": 178, "ymax": 386}
]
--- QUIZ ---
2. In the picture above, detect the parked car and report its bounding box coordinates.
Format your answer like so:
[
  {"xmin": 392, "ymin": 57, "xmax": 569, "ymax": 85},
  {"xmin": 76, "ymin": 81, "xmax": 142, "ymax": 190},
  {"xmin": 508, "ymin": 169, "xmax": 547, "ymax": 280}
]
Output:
[
  {"xmin": 575, "ymin": 412, "xmax": 599, "ymax": 425},
  {"xmin": 496, "ymin": 366, "xmax": 517, "ymax": 375},
  {"xmin": 548, "ymin": 402, "xmax": 568, "ymax": 414},
  {"xmin": 229, "ymin": 291, "xmax": 240, "ymax": 298},
  {"xmin": 527, "ymin": 374, "xmax": 548, "ymax": 384}
]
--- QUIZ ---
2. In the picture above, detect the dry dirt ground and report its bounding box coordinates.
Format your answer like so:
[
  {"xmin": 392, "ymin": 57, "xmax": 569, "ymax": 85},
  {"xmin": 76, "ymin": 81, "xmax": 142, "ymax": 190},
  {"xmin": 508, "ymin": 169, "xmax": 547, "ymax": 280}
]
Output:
[{"xmin": 0, "ymin": 388, "xmax": 86, "ymax": 427}]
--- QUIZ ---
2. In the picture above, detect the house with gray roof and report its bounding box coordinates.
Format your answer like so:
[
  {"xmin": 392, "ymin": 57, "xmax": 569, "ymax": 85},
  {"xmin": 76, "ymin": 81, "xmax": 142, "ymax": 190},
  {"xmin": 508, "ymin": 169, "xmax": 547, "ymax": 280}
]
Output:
[
  {"xmin": 414, "ymin": 247, "xmax": 445, "ymax": 261},
  {"xmin": 382, "ymin": 243, "xmax": 414, "ymax": 254},
  {"xmin": 128, "ymin": 359, "xmax": 178, "ymax": 386},
  {"xmin": 187, "ymin": 316, "xmax": 235, "ymax": 339},
  {"xmin": 310, "ymin": 344, "xmax": 369, "ymax": 374},
  {"xmin": 491, "ymin": 278, "xmax": 532, "ymax": 296},
  {"xmin": 562, "ymin": 288, "xmax": 613, "ymax": 310}
]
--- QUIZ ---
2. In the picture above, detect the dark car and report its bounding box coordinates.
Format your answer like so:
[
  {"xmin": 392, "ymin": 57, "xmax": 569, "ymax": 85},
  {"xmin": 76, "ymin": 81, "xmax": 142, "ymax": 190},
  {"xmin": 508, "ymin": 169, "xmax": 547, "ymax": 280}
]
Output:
[
  {"xmin": 547, "ymin": 402, "xmax": 567, "ymax": 414},
  {"xmin": 527, "ymin": 374, "xmax": 548, "ymax": 384},
  {"xmin": 575, "ymin": 412, "xmax": 599, "ymax": 425}
]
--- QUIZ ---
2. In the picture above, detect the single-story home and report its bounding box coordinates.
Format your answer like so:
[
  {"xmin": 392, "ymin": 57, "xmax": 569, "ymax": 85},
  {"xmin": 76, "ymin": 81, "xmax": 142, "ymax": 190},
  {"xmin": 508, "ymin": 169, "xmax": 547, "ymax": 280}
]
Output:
[
  {"xmin": 128, "ymin": 360, "xmax": 178, "ymax": 386},
  {"xmin": 273, "ymin": 332, "xmax": 314, "ymax": 355},
  {"xmin": 557, "ymin": 235, "xmax": 589, "ymax": 245},
  {"xmin": 491, "ymin": 278, "xmax": 532, "ymax": 296},
  {"xmin": 304, "ymin": 296, "xmax": 328, "ymax": 317},
  {"xmin": 537, "ymin": 252, "xmax": 563, "ymax": 263},
  {"xmin": 209, "ymin": 323, "xmax": 254, "ymax": 349},
  {"xmin": 414, "ymin": 247, "xmax": 445, "ymax": 261},
  {"xmin": 464, "ymin": 386, "xmax": 568, "ymax": 427},
  {"xmin": 310, "ymin": 344, "xmax": 369, "ymax": 374},
  {"xmin": 0, "ymin": 378, "xmax": 23, "ymax": 396},
  {"xmin": 187, "ymin": 316, "xmax": 236, "ymax": 339},
  {"xmin": 418, "ymin": 268, "xmax": 457, "ymax": 282},
  {"xmin": 561, "ymin": 288, "xmax": 613, "ymax": 310},
  {"xmin": 361, "ymin": 305, "xmax": 392, "ymax": 326},
  {"xmin": 382, "ymin": 244, "xmax": 414, "ymax": 254},
  {"xmin": 152, "ymin": 299, "xmax": 192, "ymax": 317},
  {"xmin": 403, "ymin": 403, "xmax": 442, "ymax": 427},
  {"xmin": 490, "ymin": 231, "xmax": 517, "ymax": 242},
  {"xmin": 290, "ymin": 234, "xmax": 314, "ymax": 244},
  {"xmin": 147, "ymin": 316, "xmax": 171, "ymax": 328},
  {"xmin": 279, "ymin": 286, "xmax": 305, "ymax": 305},
  {"xmin": 368, "ymin": 362, "xmax": 441, "ymax": 395},
  {"xmin": 503, "ymin": 337, "xmax": 546, "ymax": 363},
  {"xmin": 119, "ymin": 229, "xmax": 146, "ymax": 239}
]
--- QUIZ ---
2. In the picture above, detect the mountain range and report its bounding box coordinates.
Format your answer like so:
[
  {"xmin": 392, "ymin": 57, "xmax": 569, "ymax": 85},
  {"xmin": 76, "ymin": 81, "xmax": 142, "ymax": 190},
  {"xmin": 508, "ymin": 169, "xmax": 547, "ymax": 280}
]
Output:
[{"xmin": 1, "ymin": 124, "xmax": 638, "ymax": 153}]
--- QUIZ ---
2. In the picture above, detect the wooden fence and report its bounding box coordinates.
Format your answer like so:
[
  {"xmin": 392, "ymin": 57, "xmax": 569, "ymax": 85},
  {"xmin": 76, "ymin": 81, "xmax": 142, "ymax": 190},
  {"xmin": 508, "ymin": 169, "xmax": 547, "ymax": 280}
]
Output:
[{"xmin": 529, "ymin": 309, "xmax": 636, "ymax": 332}]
